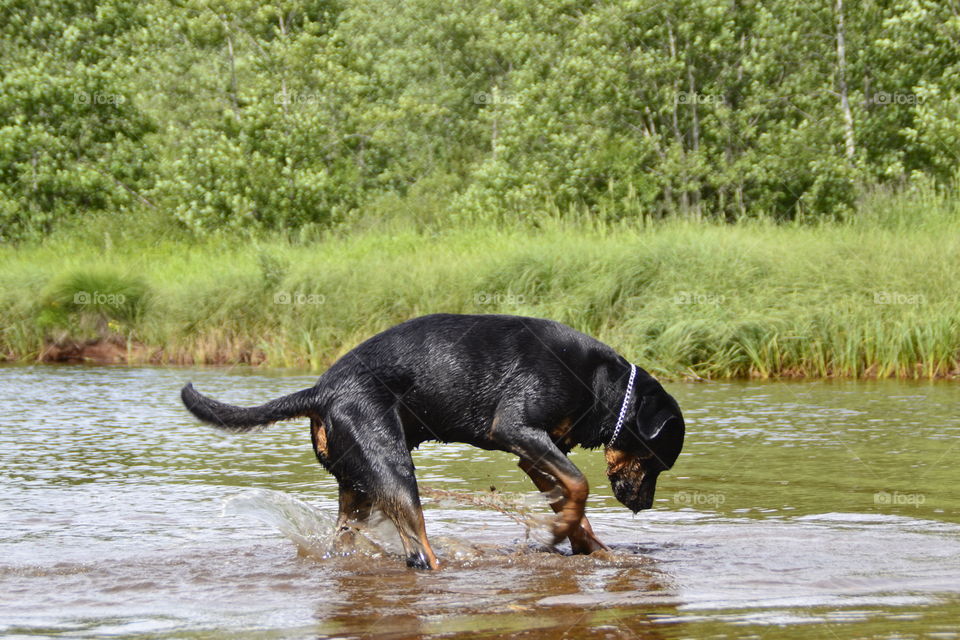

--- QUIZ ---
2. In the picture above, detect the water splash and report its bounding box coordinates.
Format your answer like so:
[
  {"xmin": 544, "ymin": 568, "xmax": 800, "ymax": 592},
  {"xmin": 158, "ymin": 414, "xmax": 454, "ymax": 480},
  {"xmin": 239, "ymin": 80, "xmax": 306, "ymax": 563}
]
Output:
[
  {"xmin": 222, "ymin": 489, "xmax": 391, "ymax": 560},
  {"xmin": 420, "ymin": 486, "xmax": 557, "ymax": 546},
  {"xmin": 221, "ymin": 486, "xmax": 565, "ymax": 563}
]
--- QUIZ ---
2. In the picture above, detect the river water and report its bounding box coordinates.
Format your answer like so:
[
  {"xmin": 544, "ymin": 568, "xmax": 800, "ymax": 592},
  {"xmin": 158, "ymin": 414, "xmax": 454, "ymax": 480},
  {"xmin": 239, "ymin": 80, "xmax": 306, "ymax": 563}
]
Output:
[{"xmin": 1, "ymin": 365, "xmax": 958, "ymax": 638}]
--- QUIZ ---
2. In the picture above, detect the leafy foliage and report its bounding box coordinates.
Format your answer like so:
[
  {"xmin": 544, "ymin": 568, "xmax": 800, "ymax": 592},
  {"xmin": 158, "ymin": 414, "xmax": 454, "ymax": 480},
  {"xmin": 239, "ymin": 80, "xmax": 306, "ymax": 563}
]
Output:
[
  {"xmin": 0, "ymin": 0, "xmax": 156, "ymax": 241},
  {"xmin": 2, "ymin": 0, "xmax": 959, "ymax": 240}
]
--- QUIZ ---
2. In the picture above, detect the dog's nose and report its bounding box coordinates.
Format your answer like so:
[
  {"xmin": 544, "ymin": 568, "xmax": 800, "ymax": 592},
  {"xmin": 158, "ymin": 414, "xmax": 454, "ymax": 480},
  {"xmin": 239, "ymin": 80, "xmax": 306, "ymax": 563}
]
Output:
[{"xmin": 636, "ymin": 471, "xmax": 661, "ymax": 511}]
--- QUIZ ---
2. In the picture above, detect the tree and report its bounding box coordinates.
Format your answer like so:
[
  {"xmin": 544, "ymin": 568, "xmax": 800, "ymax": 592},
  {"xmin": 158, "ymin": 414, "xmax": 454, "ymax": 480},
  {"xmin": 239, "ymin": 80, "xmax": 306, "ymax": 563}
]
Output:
[{"xmin": 0, "ymin": 0, "xmax": 155, "ymax": 241}]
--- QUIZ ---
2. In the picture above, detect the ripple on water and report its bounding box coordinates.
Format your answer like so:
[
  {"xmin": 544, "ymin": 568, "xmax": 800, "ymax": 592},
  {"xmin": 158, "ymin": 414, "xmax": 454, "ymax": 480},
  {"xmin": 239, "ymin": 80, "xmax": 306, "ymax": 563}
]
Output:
[{"xmin": 3, "ymin": 367, "xmax": 960, "ymax": 639}]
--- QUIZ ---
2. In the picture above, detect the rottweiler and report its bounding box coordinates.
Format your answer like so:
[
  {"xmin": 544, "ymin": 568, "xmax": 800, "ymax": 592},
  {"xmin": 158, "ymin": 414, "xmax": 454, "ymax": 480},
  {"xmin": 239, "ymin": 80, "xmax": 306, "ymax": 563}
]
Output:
[{"xmin": 181, "ymin": 313, "xmax": 685, "ymax": 569}]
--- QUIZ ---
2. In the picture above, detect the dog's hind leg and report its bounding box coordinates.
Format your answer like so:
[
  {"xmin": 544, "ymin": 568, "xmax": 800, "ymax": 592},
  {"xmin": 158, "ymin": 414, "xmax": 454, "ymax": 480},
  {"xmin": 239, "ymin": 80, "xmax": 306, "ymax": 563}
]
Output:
[
  {"xmin": 333, "ymin": 462, "xmax": 437, "ymax": 568},
  {"xmin": 375, "ymin": 462, "xmax": 438, "ymax": 570},
  {"xmin": 318, "ymin": 402, "xmax": 438, "ymax": 569},
  {"xmin": 518, "ymin": 459, "xmax": 609, "ymax": 553},
  {"xmin": 335, "ymin": 475, "xmax": 434, "ymax": 570},
  {"xmin": 333, "ymin": 486, "xmax": 374, "ymax": 549},
  {"xmin": 336, "ymin": 487, "xmax": 373, "ymax": 528},
  {"xmin": 334, "ymin": 414, "xmax": 438, "ymax": 568}
]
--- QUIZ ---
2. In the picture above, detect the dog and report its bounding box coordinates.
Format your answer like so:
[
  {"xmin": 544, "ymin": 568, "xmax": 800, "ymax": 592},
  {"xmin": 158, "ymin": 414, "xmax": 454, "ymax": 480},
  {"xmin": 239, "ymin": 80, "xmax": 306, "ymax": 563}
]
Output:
[{"xmin": 181, "ymin": 313, "xmax": 685, "ymax": 569}]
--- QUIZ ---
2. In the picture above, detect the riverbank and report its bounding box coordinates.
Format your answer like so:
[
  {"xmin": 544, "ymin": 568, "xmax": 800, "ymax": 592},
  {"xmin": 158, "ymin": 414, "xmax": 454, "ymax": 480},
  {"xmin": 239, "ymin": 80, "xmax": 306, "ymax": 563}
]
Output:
[{"xmin": 2, "ymin": 192, "xmax": 959, "ymax": 379}]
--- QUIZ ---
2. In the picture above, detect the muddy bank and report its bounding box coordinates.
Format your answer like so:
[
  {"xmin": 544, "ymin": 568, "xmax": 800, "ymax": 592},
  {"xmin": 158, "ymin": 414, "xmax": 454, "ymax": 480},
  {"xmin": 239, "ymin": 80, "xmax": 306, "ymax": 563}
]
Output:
[
  {"xmin": 23, "ymin": 337, "xmax": 958, "ymax": 381},
  {"xmin": 35, "ymin": 338, "xmax": 266, "ymax": 367},
  {"xmin": 38, "ymin": 338, "xmax": 160, "ymax": 364}
]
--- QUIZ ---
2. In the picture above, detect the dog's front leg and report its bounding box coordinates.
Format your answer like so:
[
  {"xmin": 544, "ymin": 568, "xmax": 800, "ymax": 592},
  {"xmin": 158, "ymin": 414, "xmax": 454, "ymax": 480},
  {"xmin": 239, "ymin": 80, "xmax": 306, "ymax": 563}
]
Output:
[
  {"xmin": 498, "ymin": 430, "xmax": 605, "ymax": 554},
  {"xmin": 547, "ymin": 468, "xmax": 600, "ymax": 554},
  {"xmin": 518, "ymin": 459, "xmax": 608, "ymax": 553}
]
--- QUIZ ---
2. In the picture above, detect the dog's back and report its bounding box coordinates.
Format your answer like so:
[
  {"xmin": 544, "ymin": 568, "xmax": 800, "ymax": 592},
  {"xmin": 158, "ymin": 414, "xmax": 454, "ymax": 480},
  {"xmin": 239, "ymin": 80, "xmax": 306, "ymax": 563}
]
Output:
[{"xmin": 316, "ymin": 314, "xmax": 620, "ymax": 445}]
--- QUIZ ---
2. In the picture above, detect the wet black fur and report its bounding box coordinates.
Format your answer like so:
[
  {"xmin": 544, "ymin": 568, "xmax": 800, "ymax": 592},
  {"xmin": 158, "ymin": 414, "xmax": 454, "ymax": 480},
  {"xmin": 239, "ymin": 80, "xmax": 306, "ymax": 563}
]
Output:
[{"xmin": 181, "ymin": 313, "xmax": 685, "ymax": 565}]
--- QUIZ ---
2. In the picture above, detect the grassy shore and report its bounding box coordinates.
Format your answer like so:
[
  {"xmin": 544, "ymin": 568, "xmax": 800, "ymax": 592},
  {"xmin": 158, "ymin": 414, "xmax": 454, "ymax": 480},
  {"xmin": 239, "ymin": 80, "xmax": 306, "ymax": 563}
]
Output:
[{"xmin": 2, "ymin": 188, "xmax": 959, "ymax": 379}]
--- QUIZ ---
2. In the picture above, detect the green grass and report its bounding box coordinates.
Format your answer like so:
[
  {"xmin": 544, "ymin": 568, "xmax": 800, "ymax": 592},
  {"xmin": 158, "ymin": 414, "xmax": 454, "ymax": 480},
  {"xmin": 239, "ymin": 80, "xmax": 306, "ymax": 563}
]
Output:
[{"xmin": 2, "ymin": 187, "xmax": 959, "ymax": 379}]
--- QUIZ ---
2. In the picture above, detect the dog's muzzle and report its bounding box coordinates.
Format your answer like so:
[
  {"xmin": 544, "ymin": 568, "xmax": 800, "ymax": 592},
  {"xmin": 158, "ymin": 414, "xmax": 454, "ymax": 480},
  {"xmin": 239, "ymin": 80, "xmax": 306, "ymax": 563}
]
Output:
[
  {"xmin": 610, "ymin": 467, "xmax": 660, "ymax": 513},
  {"xmin": 607, "ymin": 411, "xmax": 683, "ymax": 513}
]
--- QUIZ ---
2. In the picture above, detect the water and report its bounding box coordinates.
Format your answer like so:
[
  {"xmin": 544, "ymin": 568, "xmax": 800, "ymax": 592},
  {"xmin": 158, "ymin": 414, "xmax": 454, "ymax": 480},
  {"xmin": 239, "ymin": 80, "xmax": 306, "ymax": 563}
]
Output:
[{"xmin": 1, "ymin": 365, "xmax": 959, "ymax": 638}]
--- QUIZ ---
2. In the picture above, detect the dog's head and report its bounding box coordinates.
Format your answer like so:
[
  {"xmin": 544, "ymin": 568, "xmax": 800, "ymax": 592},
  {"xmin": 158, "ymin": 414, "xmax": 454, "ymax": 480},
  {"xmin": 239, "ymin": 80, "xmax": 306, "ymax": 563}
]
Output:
[{"xmin": 605, "ymin": 377, "xmax": 684, "ymax": 513}]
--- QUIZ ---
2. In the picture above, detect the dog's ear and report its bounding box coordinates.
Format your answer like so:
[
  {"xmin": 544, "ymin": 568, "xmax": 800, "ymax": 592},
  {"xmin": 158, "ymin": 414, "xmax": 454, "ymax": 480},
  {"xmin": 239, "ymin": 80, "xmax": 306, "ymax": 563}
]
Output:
[
  {"xmin": 635, "ymin": 403, "xmax": 678, "ymax": 441},
  {"xmin": 633, "ymin": 403, "xmax": 685, "ymax": 469},
  {"xmin": 627, "ymin": 371, "xmax": 684, "ymax": 455}
]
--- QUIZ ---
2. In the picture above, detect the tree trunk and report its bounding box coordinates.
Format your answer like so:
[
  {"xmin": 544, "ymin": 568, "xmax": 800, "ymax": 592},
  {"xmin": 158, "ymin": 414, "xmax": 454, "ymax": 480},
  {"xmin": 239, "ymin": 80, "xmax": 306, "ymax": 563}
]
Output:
[
  {"xmin": 667, "ymin": 21, "xmax": 690, "ymax": 216},
  {"xmin": 220, "ymin": 16, "xmax": 240, "ymax": 114},
  {"xmin": 278, "ymin": 8, "xmax": 289, "ymax": 116},
  {"xmin": 835, "ymin": 0, "xmax": 856, "ymax": 162},
  {"xmin": 687, "ymin": 66, "xmax": 701, "ymax": 218}
]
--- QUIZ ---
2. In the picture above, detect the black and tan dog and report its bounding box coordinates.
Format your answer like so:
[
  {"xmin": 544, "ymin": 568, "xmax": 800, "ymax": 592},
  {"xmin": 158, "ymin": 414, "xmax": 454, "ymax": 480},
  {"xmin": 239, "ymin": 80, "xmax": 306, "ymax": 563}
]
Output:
[{"xmin": 181, "ymin": 313, "xmax": 685, "ymax": 569}]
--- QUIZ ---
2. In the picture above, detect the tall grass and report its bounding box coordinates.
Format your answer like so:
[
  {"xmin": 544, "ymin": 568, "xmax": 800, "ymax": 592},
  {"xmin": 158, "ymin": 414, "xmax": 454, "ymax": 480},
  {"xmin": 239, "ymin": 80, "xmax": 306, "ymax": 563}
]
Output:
[{"xmin": 1, "ymin": 186, "xmax": 958, "ymax": 378}]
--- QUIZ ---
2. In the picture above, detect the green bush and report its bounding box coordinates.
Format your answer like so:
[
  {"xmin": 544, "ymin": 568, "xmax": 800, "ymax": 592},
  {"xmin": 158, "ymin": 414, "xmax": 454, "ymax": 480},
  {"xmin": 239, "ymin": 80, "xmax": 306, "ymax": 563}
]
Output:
[{"xmin": 4, "ymin": 0, "xmax": 960, "ymax": 240}]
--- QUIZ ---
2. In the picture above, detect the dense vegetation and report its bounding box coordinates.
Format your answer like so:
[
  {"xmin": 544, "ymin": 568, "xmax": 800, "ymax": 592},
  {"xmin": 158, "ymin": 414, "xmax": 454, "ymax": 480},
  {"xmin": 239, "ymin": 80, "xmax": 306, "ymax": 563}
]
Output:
[
  {"xmin": 2, "ymin": 1, "xmax": 958, "ymax": 378},
  {"xmin": 1, "ymin": 186, "xmax": 958, "ymax": 378},
  {"xmin": 3, "ymin": 0, "xmax": 959, "ymax": 241}
]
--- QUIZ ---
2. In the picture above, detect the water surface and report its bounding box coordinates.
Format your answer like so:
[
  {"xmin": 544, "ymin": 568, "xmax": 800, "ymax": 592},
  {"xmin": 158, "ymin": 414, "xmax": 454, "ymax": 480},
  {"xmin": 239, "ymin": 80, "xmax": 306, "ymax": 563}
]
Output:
[{"xmin": 2, "ymin": 366, "xmax": 959, "ymax": 638}]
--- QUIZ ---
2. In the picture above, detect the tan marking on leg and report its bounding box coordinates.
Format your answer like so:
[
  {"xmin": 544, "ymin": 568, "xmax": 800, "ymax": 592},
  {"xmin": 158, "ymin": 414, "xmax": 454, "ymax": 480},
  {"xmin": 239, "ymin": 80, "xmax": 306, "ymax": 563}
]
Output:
[
  {"xmin": 486, "ymin": 412, "xmax": 502, "ymax": 440},
  {"xmin": 383, "ymin": 493, "xmax": 439, "ymax": 570},
  {"xmin": 415, "ymin": 511, "xmax": 439, "ymax": 570},
  {"xmin": 552, "ymin": 473, "xmax": 595, "ymax": 552},
  {"xmin": 518, "ymin": 459, "xmax": 607, "ymax": 552},
  {"xmin": 519, "ymin": 459, "xmax": 563, "ymax": 504},
  {"xmin": 311, "ymin": 417, "xmax": 329, "ymax": 458},
  {"xmin": 337, "ymin": 488, "xmax": 367, "ymax": 528},
  {"xmin": 548, "ymin": 417, "xmax": 576, "ymax": 449},
  {"xmin": 555, "ymin": 473, "xmax": 589, "ymax": 529}
]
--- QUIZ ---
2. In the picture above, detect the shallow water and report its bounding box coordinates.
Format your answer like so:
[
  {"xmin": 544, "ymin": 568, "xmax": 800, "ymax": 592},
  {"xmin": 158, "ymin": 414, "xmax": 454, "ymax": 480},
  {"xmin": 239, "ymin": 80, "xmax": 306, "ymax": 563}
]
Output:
[{"xmin": 1, "ymin": 365, "xmax": 959, "ymax": 638}]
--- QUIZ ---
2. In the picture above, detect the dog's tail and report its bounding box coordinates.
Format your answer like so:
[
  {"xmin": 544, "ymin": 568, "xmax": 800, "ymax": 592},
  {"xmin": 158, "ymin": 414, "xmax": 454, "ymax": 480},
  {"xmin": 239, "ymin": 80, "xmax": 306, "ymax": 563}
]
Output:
[{"xmin": 181, "ymin": 382, "xmax": 317, "ymax": 431}]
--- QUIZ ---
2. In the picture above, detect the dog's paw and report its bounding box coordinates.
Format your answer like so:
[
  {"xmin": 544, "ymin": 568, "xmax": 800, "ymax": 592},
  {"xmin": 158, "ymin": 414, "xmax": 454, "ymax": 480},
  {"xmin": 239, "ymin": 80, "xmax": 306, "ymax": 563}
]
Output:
[
  {"xmin": 569, "ymin": 534, "xmax": 607, "ymax": 555},
  {"xmin": 405, "ymin": 552, "xmax": 436, "ymax": 570},
  {"xmin": 551, "ymin": 519, "xmax": 575, "ymax": 545}
]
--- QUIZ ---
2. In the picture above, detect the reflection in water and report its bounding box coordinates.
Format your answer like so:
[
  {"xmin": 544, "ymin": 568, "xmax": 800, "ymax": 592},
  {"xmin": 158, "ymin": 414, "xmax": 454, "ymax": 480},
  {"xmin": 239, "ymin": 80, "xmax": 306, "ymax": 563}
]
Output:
[
  {"xmin": 1, "ymin": 365, "xmax": 959, "ymax": 639},
  {"xmin": 311, "ymin": 540, "xmax": 676, "ymax": 639},
  {"xmin": 224, "ymin": 486, "xmax": 960, "ymax": 638}
]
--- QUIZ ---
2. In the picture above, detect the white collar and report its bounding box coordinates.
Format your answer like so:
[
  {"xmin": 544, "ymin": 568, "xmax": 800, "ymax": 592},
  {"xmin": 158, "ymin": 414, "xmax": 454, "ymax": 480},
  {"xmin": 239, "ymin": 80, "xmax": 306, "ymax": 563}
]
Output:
[{"xmin": 607, "ymin": 363, "xmax": 637, "ymax": 447}]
